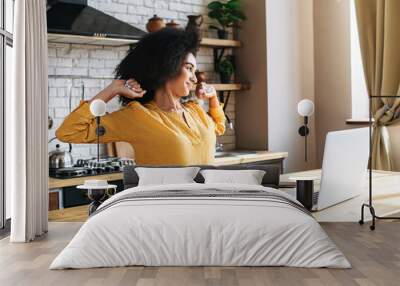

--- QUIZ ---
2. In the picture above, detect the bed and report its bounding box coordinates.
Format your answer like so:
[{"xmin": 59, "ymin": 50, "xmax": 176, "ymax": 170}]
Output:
[{"xmin": 50, "ymin": 165, "xmax": 350, "ymax": 269}]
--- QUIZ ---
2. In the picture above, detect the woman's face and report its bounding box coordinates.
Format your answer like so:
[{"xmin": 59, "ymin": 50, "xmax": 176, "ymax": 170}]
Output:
[{"xmin": 166, "ymin": 53, "xmax": 197, "ymax": 97}]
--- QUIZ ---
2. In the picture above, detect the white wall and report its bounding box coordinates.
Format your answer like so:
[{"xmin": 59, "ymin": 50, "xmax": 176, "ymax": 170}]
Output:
[{"xmin": 266, "ymin": 0, "xmax": 316, "ymax": 172}]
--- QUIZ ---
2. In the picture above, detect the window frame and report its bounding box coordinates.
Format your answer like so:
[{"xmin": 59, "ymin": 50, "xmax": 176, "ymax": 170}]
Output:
[
  {"xmin": 0, "ymin": 0, "xmax": 13, "ymax": 231},
  {"xmin": 350, "ymin": 0, "xmax": 369, "ymax": 120}
]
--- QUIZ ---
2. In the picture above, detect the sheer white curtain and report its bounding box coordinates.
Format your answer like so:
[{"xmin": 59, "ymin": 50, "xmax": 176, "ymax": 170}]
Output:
[{"xmin": 7, "ymin": 0, "xmax": 48, "ymax": 242}]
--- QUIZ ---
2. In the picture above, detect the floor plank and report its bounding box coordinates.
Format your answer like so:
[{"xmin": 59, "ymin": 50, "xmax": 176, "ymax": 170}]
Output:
[{"xmin": 1, "ymin": 221, "xmax": 400, "ymax": 286}]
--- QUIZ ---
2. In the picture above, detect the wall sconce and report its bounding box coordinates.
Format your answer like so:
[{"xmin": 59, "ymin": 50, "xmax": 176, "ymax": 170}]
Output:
[
  {"xmin": 297, "ymin": 99, "xmax": 314, "ymax": 162},
  {"xmin": 90, "ymin": 99, "xmax": 107, "ymax": 162}
]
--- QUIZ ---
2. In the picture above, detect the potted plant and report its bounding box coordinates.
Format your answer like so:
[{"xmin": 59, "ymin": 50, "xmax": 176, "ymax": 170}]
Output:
[
  {"xmin": 217, "ymin": 57, "xmax": 235, "ymax": 83},
  {"xmin": 207, "ymin": 0, "xmax": 246, "ymax": 39}
]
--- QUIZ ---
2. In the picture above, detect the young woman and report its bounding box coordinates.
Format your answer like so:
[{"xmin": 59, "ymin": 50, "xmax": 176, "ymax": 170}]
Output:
[{"xmin": 56, "ymin": 28, "xmax": 226, "ymax": 166}]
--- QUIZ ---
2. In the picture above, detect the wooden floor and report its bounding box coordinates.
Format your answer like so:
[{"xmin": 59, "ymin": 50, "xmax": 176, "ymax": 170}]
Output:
[{"xmin": 1, "ymin": 221, "xmax": 400, "ymax": 286}]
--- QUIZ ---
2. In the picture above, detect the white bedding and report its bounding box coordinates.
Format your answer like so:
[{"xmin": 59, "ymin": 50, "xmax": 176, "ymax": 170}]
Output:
[{"xmin": 50, "ymin": 183, "xmax": 351, "ymax": 269}]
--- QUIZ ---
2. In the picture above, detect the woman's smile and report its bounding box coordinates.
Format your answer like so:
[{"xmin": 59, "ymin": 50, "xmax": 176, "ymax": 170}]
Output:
[{"xmin": 185, "ymin": 81, "xmax": 193, "ymax": 90}]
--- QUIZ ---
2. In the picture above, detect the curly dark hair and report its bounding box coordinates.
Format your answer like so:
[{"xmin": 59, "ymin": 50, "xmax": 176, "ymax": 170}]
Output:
[{"xmin": 114, "ymin": 28, "xmax": 200, "ymax": 106}]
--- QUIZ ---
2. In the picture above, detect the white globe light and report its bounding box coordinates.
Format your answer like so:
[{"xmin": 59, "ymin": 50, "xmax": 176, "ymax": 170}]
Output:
[
  {"xmin": 297, "ymin": 99, "xmax": 314, "ymax": 117},
  {"xmin": 90, "ymin": 99, "xmax": 107, "ymax": 117}
]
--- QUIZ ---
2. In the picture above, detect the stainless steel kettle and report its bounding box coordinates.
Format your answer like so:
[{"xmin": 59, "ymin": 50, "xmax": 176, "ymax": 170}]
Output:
[{"xmin": 49, "ymin": 137, "xmax": 74, "ymax": 169}]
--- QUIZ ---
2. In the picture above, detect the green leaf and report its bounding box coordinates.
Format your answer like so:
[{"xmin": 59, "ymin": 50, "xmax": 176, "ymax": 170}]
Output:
[
  {"xmin": 226, "ymin": 0, "xmax": 241, "ymax": 11},
  {"xmin": 227, "ymin": 15, "xmax": 239, "ymax": 22},
  {"xmin": 207, "ymin": 0, "xmax": 246, "ymax": 29},
  {"xmin": 219, "ymin": 16, "xmax": 230, "ymax": 27},
  {"xmin": 218, "ymin": 57, "xmax": 235, "ymax": 75},
  {"xmin": 208, "ymin": 10, "xmax": 221, "ymax": 19},
  {"xmin": 207, "ymin": 1, "xmax": 223, "ymax": 10}
]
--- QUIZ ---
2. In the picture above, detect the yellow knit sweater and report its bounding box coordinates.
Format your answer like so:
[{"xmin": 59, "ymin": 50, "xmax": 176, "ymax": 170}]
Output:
[{"xmin": 56, "ymin": 100, "xmax": 226, "ymax": 166}]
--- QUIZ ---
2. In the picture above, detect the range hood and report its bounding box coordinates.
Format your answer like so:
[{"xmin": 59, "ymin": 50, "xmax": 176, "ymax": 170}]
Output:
[{"xmin": 47, "ymin": 0, "xmax": 147, "ymax": 46}]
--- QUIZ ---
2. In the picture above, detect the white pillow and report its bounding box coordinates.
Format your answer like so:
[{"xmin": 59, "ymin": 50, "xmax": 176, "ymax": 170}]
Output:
[
  {"xmin": 135, "ymin": 167, "xmax": 200, "ymax": 186},
  {"xmin": 200, "ymin": 169, "xmax": 266, "ymax": 185}
]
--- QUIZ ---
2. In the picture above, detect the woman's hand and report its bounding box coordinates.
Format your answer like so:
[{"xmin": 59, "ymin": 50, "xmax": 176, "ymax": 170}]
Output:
[
  {"xmin": 89, "ymin": 79, "xmax": 146, "ymax": 104},
  {"xmin": 196, "ymin": 82, "xmax": 221, "ymax": 108},
  {"xmin": 195, "ymin": 82, "xmax": 217, "ymax": 100},
  {"xmin": 110, "ymin": 79, "xmax": 147, "ymax": 99}
]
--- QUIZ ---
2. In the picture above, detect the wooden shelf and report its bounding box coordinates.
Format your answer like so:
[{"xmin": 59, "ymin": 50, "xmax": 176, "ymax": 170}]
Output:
[
  {"xmin": 48, "ymin": 34, "xmax": 241, "ymax": 48},
  {"xmin": 214, "ymin": 151, "xmax": 288, "ymax": 166},
  {"xmin": 200, "ymin": 38, "xmax": 242, "ymax": 48},
  {"xmin": 48, "ymin": 33, "xmax": 139, "ymax": 47},
  {"xmin": 49, "ymin": 173, "xmax": 123, "ymax": 189},
  {"xmin": 213, "ymin": 83, "xmax": 250, "ymax": 91},
  {"xmin": 346, "ymin": 118, "xmax": 372, "ymax": 125},
  {"xmin": 190, "ymin": 83, "xmax": 249, "ymax": 92}
]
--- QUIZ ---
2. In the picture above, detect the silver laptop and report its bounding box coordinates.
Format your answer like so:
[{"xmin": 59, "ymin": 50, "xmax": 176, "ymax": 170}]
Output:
[{"xmin": 294, "ymin": 128, "xmax": 369, "ymax": 211}]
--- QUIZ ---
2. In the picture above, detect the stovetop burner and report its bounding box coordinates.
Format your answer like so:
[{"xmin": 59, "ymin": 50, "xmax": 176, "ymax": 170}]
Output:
[
  {"xmin": 49, "ymin": 157, "xmax": 135, "ymax": 179},
  {"xmin": 52, "ymin": 167, "xmax": 89, "ymax": 178}
]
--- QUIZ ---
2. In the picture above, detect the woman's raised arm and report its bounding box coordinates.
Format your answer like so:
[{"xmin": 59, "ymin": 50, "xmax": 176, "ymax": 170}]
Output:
[
  {"xmin": 196, "ymin": 83, "xmax": 226, "ymax": 136},
  {"xmin": 56, "ymin": 79, "xmax": 146, "ymax": 144}
]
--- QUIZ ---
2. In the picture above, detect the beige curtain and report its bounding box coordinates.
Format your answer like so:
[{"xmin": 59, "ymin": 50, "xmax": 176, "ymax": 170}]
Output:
[
  {"xmin": 8, "ymin": 0, "xmax": 48, "ymax": 242},
  {"xmin": 355, "ymin": 0, "xmax": 400, "ymax": 170}
]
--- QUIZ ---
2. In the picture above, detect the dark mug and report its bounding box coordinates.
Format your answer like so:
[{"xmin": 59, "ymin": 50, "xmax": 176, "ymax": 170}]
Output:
[
  {"xmin": 296, "ymin": 180, "xmax": 313, "ymax": 210},
  {"xmin": 186, "ymin": 15, "xmax": 203, "ymax": 31}
]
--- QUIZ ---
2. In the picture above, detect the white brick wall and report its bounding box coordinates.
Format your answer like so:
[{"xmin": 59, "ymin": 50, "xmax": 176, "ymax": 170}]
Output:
[{"xmin": 48, "ymin": 0, "xmax": 236, "ymax": 161}]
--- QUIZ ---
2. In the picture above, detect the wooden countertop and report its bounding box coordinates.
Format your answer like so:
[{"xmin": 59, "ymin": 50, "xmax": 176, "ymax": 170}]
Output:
[
  {"xmin": 213, "ymin": 150, "xmax": 288, "ymax": 166},
  {"xmin": 48, "ymin": 151, "xmax": 288, "ymax": 189},
  {"xmin": 49, "ymin": 172, "xmax": 124, "ymax": 189}
]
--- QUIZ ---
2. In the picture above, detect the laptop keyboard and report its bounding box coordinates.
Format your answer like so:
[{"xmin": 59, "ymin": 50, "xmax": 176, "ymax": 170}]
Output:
[{"xmin": 313, "ymin": 191, "xmax": 320, "ymax": 206}]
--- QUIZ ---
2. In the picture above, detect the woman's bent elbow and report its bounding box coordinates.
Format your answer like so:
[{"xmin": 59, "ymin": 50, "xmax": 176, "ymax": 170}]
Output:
[
  {"xmin": 55, "ymin": 128, "xmax": 81, "ymax": 143},
  {"xmin": 55, "ymin": 128, "xmax": 65, "ymax": 141}
]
